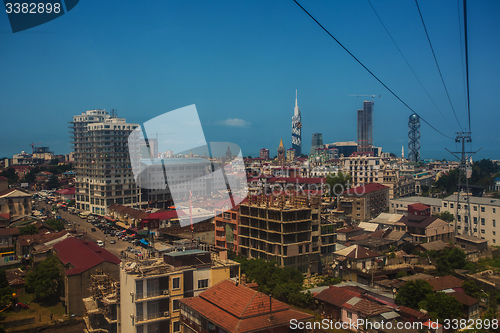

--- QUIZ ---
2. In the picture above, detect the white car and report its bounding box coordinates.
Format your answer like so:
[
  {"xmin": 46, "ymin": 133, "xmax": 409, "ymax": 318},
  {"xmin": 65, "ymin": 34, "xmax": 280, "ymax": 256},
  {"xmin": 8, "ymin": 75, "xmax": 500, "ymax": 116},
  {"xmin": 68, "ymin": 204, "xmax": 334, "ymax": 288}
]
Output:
[{"xmin": 96, "ymin": 240, "xmax": 104, "ymax": 247}]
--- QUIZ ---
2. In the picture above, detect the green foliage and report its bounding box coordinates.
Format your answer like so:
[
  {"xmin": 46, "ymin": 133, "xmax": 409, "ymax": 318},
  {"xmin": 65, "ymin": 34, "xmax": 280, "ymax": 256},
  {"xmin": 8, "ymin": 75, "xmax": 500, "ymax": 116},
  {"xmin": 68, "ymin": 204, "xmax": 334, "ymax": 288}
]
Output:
[
  {"xmin": 25, "ymin": 256, "xmax": 62, "ymax": 301},
  {"xmin": 395, "ymin": 279, "xmax": 433, "ymax": 309},
  {"xmin": 47, "ymin": 163, "xmax": 72, "ymax": 175},
  {"xmin": 0, "ymin": 167, "xmax": 18, "ymax": 184},
  {"xmin": 231, "ymin": 255, "xmax": 313, "ymax": 308},
  {"xmin": 326, "ymin": 171, "xmax": 352, "ymax": 197},
  {"xmin": 434, "ymin": 169, "xmax": 459, "ymax": 194},
  {"xmin": 68, "ymin": 200, "xmax": 75, "ymax": 207},
  {"xmin": 418, "ymin": 292, "xmax": 463, "ymax": 321},
  {"xmin": 47, "ymin": 175, "xmax": 60, "ymax": 189},
  {"xmin": 317, "ymin": 276, "xmax": 342, "ymax": 287},
  {"xmin": 45, "ymin": 219, "xmax": 64, "ymax": 232},
  {"xmin": 395, "ymin": 271, "xmax": 407, "ymax": 279},
  {"xmin": 0, "ymin": 270, "xmax": 14, "ymax": 308},
  {"xmin": 19, "ymin": 224, "xmax": 38, "ymax": 236},
  {"xmin": 434, "ymin": 211, "xmax": 455, "ymax": 223},
  {"xmin": 462, "ymin": 280, "xmax": 482, "ymax": 300},
  {"xmin": 436, "ymin": 247, "xmax": 473, "ymax": 276}
]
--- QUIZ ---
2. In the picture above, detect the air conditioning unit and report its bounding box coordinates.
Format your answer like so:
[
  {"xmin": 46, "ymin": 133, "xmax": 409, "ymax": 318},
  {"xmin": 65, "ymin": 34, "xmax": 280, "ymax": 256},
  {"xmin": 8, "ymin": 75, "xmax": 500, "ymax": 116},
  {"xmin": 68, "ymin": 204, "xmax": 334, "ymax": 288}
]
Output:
[
  {"xmin": 163, "ymin": 311, "xmax": 169, "ymax": 317},
  {"xmin": 130, "ymin": 314, "xmax": 134, "ymax": 319},
  {"xmin": 163, "ymin": 290, "xmax": 169, "ymax": 295}
]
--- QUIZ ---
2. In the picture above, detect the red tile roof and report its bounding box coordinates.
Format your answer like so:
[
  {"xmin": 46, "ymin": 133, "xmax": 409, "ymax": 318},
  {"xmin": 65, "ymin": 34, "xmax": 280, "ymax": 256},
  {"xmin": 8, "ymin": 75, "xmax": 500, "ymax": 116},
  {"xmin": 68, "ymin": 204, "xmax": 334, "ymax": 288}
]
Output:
[
  {"xmin": 0, "ymin": 227, "xmax": 19, "ymax": 237},
  {"xmin": 344, "ymin": 297, "xmax": 392, "ymax": 316},
  {"xmin": 337, "ymin": 226, "xmax": 363, "ymax": 234},
  {"xmin": 144, "ymin": 210, "xmax": 186, "ymax": 220},
  {"xmin": 450, "ymin": 292, "xmax": 479, "ymax": 306},
  {"xmin": 18, "ymin": 230, "xmax": 67, "ymax": 247},
  {"xmin": 346, "ymin": 183, "xmax": 388, "ymax": 195},
  {"xmin": 408, "ymin": 203, "xmax": 430, "ymax": 211},
  {"xmin": 314, "ymin": 286, "xmax": 363, "ymax": 307},
  {"xmin": 0, "ymin": 213, "xmax": 10, "ymax": 220},
  {"xmin": 55, "ymin": 187, "xmax": 75, "ymax": 195},
  {"xmin": 425, "ymin": 275, "xmax": 464, "ymax": 292},
  {"xmin": 53, "ymin": 237, "xmax": 120, "ymax": 275},
  {"xmin": 397, "ymin": 305, "xmax": 430, "ymax": 320},
  {"xmin": 0, "ymin": 176, "xmax": 8, "ymax": 181},
  {"xmin": 344, "ymin": 245, "xmax": 381, "ymax": 259},
  {"xmin": 180, "ymin": 279, "xmax": 313, "ymax": 333}
]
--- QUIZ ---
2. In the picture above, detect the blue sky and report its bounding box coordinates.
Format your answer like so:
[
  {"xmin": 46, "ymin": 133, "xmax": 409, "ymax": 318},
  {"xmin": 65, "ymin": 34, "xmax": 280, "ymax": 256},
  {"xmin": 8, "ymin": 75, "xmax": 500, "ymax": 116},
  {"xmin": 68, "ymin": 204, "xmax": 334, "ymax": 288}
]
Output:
[{"xmin": 1, "ymin": 0, "xmax": 499, "ymax": 160}]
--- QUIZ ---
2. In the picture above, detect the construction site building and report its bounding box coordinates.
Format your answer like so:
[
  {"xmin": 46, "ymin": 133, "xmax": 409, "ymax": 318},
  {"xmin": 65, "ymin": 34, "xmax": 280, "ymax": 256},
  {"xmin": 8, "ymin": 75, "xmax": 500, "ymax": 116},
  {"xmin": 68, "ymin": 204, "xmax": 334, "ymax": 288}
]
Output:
[
  {"xmin": 238, "ymin": 194, "xmax": 324, "ymax": 275},
  {"xmin": 83, "ymin": 272, "xmax": 120, "ymax": 333}
]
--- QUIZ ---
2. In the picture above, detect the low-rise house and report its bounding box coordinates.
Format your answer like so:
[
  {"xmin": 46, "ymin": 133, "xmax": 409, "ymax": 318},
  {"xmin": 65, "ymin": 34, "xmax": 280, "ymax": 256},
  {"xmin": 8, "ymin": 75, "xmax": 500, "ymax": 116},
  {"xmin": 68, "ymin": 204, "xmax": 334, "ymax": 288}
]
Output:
[
  {"xmin": 358, "ymin": 222, "xmax": 381, "ymax": 234},
  {"xmin": 338, "ymin": 183, "xmax": 390, "ymax": 221},
  {"xmin": 455, "ymin": 235, "xmax": 488, "ymax": 251},
  {"xmin": 450, "ymin": 292, "xmax": 480, "ymax": 319},
  {"xmin": 314, "ymin": 285, "xmax": 364, "ymax": 320},
  {"xmin": 369, "ymin": 213, "xmax": 406, "ymax": 232},
  {"xmin": 400, "ymin": 215, "xmax": 453, "ymax": 243},
  {"xmin": 53, "ymin": 237, "xmax": 120, "ymax": 317},
  {"xmin": 341, "ymin": 296, "xmax": 394, "ymax": 332},
  {"xmin": 5, "ymin": 268, "xmax": 26, "ymax": 295},
  {"xmin": 0, "ymin": 227, "xmax": 19, "ymax": 252},
  {"xmin": 336, "ymin": 226, "xmax": 364, "ymax": 243},
  {"xmin": 425, "ymin": 275, "xmax": 464, "ymax": 292},
  {"xmin": 179, "ymin": 279, "xmax": 314, "ymax": 333},
  {"xmin": 333, "ymin": 245, "xmax": 386, "ymax": 284},
  {"xmin": 0, "ymin": 188, "xmax": 32, "ymax": 218},
  {"xmin": 395, "ymin": 305, "xmax": 430, "ymax": 323}
]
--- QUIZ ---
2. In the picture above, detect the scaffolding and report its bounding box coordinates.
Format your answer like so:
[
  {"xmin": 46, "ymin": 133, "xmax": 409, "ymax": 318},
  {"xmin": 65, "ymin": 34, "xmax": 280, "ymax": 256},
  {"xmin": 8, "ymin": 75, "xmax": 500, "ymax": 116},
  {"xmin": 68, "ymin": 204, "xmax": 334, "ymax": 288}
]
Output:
[{"xmin": 83, "ymin": 271, "xmax": 120, "ymax": 333}]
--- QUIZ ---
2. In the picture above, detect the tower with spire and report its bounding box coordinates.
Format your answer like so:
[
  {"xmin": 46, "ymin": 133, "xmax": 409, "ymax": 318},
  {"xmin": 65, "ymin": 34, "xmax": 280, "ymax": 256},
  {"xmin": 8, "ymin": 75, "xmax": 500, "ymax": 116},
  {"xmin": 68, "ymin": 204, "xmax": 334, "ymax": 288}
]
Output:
[
  {"xmin": 291, "ymin": 90, "xmax": 302, "ymax": 157},
  {"xmin": 277, "ymin": 138, "xmax": 286, "ymax": 166}
]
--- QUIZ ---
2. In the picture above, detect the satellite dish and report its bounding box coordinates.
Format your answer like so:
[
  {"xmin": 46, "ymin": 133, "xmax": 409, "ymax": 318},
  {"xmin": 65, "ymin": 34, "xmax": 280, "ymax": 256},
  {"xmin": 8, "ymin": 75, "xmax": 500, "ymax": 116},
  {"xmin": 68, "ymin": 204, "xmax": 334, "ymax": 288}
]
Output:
[
  {"xmin": 347, "ymin": 264, "xmax": 351, "ymax": 269},
  {"xmin": 334, "ymin": 260, "xmax": 339, "ymax": 265},
  {"xmin": 362, "ymin": 268, "xmax": 367, "ymax": 273}
]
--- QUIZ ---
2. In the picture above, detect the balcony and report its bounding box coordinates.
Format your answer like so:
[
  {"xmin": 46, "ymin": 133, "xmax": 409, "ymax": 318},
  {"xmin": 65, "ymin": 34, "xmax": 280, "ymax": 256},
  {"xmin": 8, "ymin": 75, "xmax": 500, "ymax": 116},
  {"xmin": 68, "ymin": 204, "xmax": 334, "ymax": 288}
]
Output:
[
  {"xmin": 136, "ymin": 311, "xmax": 170, "ymax": 323},
  {"xmin": 135, "ymin": 289, "xmax": 170, "ymax": 301}
]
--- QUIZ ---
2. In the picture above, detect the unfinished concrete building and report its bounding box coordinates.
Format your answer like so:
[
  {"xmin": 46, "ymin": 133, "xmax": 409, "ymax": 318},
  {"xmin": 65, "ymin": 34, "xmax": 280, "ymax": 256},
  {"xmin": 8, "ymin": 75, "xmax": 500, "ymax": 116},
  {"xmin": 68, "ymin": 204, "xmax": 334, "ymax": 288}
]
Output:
[
  {"xmin": 238, "ymin": 194, "xmax": 322, "ymax": 275},
  {"xmin": 83, "ymin": 272, "xmax": 120, "ymax": 333}
]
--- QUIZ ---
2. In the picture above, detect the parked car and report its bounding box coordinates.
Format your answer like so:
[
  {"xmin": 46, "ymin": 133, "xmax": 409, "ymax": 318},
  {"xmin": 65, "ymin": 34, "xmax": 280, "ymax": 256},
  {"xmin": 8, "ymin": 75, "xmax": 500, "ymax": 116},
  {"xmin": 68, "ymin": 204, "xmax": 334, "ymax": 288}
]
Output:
[
  {"xmin": 110, "ymin": 240, "xmax": 116, "ymax": 244},
  {"xmin": 96, "ymin": 240, "xmax": 104, "ymax": 247},
  {"xmin": 91, "ymin": 228, "xmax": 96, "ymax": 232}
]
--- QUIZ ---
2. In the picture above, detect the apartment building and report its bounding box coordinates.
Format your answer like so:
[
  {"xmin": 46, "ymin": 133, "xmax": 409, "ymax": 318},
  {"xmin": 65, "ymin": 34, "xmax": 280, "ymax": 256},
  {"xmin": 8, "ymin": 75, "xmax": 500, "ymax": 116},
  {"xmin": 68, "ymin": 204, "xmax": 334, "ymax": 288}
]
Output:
[
  {"xmin": 390, "ymin": 196, "xmax": 443, "ymax": 215},
  {"xmin": 119, "ymin": 250, "xmax": 240, "ymax": 333},
  {"xmin": 70, "ymin": 109, "xmax": 140, "ymax": 214},
  {"xmin": 337, "ymin": 183, "xmax": 389, "ymax": 221},
  {"xmin": 214, "ymin": 206, "xmax": 239, "ymax": 252},
  {"xmin": 442, "ymin": 195, "xmax": 500, "ymax": 245},
  {"xmin": 238, "ymin": 194, "xmax": 322, "ymax": 275}
]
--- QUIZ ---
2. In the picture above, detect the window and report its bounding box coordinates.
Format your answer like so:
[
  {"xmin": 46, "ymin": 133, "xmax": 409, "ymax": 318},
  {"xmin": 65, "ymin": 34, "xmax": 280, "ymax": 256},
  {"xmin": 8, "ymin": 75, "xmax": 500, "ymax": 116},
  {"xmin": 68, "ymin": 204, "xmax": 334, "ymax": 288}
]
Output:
[
  {"xmin": 198, "ymin": 279, "xmax": 209, "ymax": 289},
  {"xmin": 494, "ymin": 208, "xmax": 497, "ymax": 213},
  {"xmin": 173, "ymin": 299, "xmax": 180, "ymax": 311},
  {"xmin": 481, "ymin": 207, "xmax": 485, "ymax": 212},
  {"xmin": 474, "ymin": 217, "xmax": 478, "ymax": 223},
  {"xmin": 493, "ymin": 231, "xmax": 496, "ymax": 236},
  {"xmin": 444, "ymin": 202, "xmax": 448, "ymax": 208},
  {"xmin": 347, "ymin": 311, "xmax": 352, "ymax": 319},
  {"xmin": 173, "ymin": 321, "xmax": 181, "ymax": 332},
  {"xmin": 494, "ymin": 220, "xmax": 496, "ymax": 227},
  {"xmin": 481, "ymin": 218, "xmax": 485, "ymax": 225},
  {"xmin": 481, "ymin": 229, "xmax": 485, "ymax": 234},
  {"xmin": 298, "ymin": 245, "xmax": 303, "ymax": 254},
  {"xmin": 474, "ymin": 206, "xmax": 477, "ymax": 211},
  {"xmin": 457, "ymin": 215, "xmax": 461, "ymax": 222},
  {"xmin": 172, "ymin": 277, "xmax": 180, "ymax": 290},
  {"xmin": 450, "ymin": 203, "xmax": 454, "ymax": 209}
]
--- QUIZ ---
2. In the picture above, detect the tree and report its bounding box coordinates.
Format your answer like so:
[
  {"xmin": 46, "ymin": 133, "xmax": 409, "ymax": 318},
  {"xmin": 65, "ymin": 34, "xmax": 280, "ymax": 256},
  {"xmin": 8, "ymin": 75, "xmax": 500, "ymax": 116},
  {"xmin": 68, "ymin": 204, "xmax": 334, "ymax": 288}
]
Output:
[
  {"xmin": 46, "ymin": 219, "xmax": 64, "ymax": 232},
  {"xmin": 326, "ymin": 171, "xmax": 352, "ymax": 197},
  {"xmin": 462, "ymin": 280, "xmax": 482, "ymax": 299},
  {"xmin": 0, "ymin": 167, "xmax": 18, "ymax": 184},
  {"xmin": 0, "ymin": 270, "xmax": 14, "ymax": 308},
  {"xmin": 25, "ymin": 256, "xmax": 62, "ymax": 301},
  {"xmin": 47, "ymin": 175, "xmax": 60, "ymax": 189},
  {"xmin": 19, "ymin": 224, "xmax": 38, "ymax": 236},
  {"xmin": 395, "ymin": 279, "xmax": 433, "ymax": 309},
  {"xmin": 418, "ymin": 292, "xmax": 463, "ymax": 321},
  {"xmin": 436, "ymin": 247, "xmax": 473, "ymax": 276},
  {"xmin": 434, "ymin": 211, "xmax": 455, "ymax": 223}
]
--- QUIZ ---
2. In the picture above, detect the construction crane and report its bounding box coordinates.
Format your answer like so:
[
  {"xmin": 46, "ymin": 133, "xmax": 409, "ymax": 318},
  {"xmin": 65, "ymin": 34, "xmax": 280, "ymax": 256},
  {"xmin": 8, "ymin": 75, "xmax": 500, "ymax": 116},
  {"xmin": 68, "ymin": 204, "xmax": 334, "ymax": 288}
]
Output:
[
  {"xmin": 30, "ymin": 142, "xmax": 41, "ymax": 155},
  {"xmin": 348, "ymin": 95, "xmax": 381, "ymax": 103}
]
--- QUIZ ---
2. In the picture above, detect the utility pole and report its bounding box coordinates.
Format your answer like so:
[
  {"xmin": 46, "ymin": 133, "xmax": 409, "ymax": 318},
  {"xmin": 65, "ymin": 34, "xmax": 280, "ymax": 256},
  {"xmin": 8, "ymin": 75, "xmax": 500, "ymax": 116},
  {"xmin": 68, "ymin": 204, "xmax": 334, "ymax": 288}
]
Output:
[{"xmin": 445, "ymin": 132, "xmax": 481, "ymax": 242}]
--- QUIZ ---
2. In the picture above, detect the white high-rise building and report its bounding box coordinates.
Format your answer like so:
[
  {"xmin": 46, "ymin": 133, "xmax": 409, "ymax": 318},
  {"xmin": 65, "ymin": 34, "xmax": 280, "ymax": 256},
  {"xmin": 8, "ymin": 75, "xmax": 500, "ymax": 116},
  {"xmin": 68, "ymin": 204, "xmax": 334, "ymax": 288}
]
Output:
[{"xmin": 70, "ymin": 109, "xmax": 140, "ymax": 214}]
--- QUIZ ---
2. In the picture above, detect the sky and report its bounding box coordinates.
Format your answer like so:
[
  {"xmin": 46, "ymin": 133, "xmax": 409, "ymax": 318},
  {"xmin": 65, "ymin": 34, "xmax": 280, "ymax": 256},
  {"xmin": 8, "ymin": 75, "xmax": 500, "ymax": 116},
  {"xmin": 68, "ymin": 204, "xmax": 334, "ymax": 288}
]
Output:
[{"xmin": 1, "ymin": 0, "xmax": 499, "ymax": 161}]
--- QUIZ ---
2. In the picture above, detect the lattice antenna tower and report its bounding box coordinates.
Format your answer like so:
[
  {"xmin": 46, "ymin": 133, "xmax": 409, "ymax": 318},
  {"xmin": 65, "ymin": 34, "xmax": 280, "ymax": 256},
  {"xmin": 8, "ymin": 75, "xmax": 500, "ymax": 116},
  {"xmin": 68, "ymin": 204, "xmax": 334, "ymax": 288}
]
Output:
[{"xmin": 408, "ymin": 114, "xmax": 421, "ymax": 162}]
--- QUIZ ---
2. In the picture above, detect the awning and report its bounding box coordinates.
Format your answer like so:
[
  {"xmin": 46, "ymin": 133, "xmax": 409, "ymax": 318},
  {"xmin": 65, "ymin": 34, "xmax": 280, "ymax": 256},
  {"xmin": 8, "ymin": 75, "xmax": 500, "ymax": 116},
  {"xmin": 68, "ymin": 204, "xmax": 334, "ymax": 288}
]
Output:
[
  {"xmin": 140, "ymin": 239, "xmax": 149, "ymax": 246},
  {"xmin": 121, "ymin": 230, "xmax": 126, "ymax": 233},
  {"xmin": 138, "ymin": 230, "xmax": 149, "ymax": 236}
]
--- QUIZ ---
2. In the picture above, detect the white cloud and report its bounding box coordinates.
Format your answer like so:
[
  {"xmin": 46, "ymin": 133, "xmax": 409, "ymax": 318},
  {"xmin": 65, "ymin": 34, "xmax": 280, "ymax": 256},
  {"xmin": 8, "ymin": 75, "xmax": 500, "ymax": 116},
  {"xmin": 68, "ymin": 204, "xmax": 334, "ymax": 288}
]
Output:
[{"xmin": 216, "ymin": 118, "xmax": 251, "ymax": 127}]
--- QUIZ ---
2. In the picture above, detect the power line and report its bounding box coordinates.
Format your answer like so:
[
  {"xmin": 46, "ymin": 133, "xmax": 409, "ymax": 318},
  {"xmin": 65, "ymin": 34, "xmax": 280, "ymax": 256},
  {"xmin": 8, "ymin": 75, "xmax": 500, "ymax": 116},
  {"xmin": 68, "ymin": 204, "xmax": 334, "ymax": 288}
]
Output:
[
  {"xmin": 456, "ymin": 0, "xmax": 468, "ymax": 122},
  {"xmin": 292, "ymin": 0, "xmax": 454, "ymax": 140},
  {"xmin": 415, "ymin": 0, "xmax": 463, "ymax": 131},
  {"xmin": 463, "ymin": 0, "xmax": 471, "ymax": 133},
  {"xmin": 366, "ymin": 0, "xmax": 456, "ymax": 132}
]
